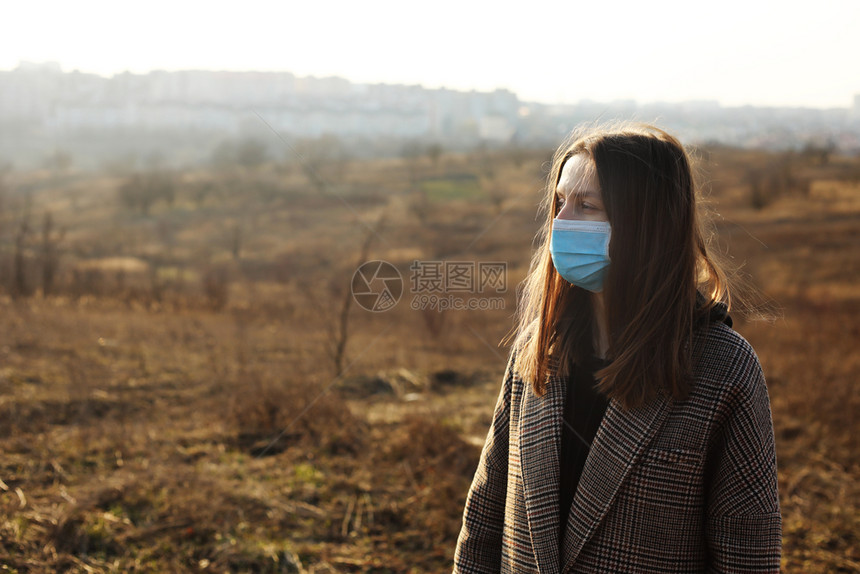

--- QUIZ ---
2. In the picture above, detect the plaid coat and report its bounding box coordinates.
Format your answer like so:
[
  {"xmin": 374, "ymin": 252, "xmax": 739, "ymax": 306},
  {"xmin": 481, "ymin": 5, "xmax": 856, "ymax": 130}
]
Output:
[{"xmin": 453, "ymin": 322, "xmax": 781, "ymax": 573}]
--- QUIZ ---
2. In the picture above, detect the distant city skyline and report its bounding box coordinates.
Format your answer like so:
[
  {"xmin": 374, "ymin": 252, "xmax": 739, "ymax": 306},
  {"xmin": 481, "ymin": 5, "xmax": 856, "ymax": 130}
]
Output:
[{"xmin": 3, "ymin": 0, "xmax": 859, "ymax": 109}]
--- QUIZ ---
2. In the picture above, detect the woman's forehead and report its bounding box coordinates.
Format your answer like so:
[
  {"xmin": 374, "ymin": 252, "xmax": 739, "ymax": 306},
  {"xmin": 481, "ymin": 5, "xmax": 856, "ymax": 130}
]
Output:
[{"xmin": 557, "ymin": 155, "xmax": 599, "ymax": 196}]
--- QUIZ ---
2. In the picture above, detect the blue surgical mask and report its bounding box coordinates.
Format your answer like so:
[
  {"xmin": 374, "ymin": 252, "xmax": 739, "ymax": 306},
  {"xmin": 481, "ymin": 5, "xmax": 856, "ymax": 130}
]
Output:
[{"xmin": 550, "ymin": 219, "xmax": 611, "ymax": 292}]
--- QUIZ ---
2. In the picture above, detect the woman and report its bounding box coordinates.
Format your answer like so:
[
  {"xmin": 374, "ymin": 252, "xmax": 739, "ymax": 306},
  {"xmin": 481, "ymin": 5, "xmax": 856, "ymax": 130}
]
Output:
[{"xmin": 453, "ymin": 124, "xmax": 781, "ymax": 573}]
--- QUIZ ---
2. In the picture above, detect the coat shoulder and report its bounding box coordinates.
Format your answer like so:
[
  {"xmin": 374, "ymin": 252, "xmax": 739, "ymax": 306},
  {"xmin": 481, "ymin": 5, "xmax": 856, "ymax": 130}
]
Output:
[
  {"xmin": 693, "ymin": 322, "xmax": 764, "ymax": 392},
  {"xmin": 686, "ymin": 322, "xmax": 769, "ymax": 431}
]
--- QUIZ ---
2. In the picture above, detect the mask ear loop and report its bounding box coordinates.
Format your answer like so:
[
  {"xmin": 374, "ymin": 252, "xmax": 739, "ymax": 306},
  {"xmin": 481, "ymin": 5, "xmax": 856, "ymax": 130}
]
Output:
[{"xmin": 603, "ymin": 229, "xmax": 612, "ymax": 260}]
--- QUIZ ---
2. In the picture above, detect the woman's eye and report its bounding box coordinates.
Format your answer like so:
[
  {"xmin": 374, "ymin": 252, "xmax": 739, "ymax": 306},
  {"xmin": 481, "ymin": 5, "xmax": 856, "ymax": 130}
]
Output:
[{"xmin": 555, "ymin": 196, "xmax": 565, "ymax": 209}]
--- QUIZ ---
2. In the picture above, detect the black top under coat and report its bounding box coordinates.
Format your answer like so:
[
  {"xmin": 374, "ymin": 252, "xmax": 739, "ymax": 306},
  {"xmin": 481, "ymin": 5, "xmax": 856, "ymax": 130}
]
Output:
[{"xmin": 558, "ymin": 354, "xmax": 609, "ymax": 546}]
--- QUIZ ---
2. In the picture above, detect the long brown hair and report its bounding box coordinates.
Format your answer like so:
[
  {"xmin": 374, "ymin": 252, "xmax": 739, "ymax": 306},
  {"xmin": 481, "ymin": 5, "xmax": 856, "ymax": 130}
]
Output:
[{"xmin": 507, "ymin": 122, "xmax": 728, "ymax": 409}]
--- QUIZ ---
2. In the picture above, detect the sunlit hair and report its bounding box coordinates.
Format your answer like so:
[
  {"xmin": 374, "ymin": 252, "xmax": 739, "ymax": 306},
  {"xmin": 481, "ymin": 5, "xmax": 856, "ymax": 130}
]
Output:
[{"xmin": 506, "ymin": 122, "xmax": 729, "ymax": 408}]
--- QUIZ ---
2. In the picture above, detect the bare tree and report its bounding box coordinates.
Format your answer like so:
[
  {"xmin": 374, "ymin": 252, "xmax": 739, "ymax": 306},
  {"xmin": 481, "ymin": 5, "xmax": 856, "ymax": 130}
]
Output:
[
  {"xmin": 118, "ymin": 172, "xmax": 176, "ymax": 215},
  {"xmin": 426, "ymin": 142, "xmax": 444, "ymax": 170},
  {"xmin": 473, "ymin": 143, "xmax": 496, "ymax": 180},
  {"xmin": 332, "ymin": 213, "xmax": 387, "ymax": 377},
  {"xmin": 292, "ymin": 135, "xmax": 350, "ymax": 195},
  {"xmin": 0, "ymin": 171, "xmax": 7, "ymax": 221},
  {"xmin": 408, "ymin": 188, "xmax": 431, "ymax": 225},
  {"xmin": 746, "ymin": 169, "xmax": 767, "ymax": 210},
  {"xmin": 236, "ymin": 138, "xmax": 269, "ymax": 169},
  {"xmin": 12, "ymin": 198, "xmax": 32, "ymax": 298},
  {"xmin": 299, "ymin": 212, "xmax": 387, "ymax": 377},
  {"xmin": 230, "ymin": 222, "xmax": 242, "ymax": 260},
  {"xmin": 40, "ymin": 211, "xmax": 65, "ymax": 296},
  {"xmin": 203, "ymin": 266, "xmax": 230, "ymax": 311},
  {"xmin": 480, "ymin": 175, "xmax": 509, "ymax": 215},
  {"xmin": 46, "ymin": 149, "xmax": 73, "ymax": 178},
  {"xmin": 401, "ymin": 140, "xmax": 424, "ymax": 187}
]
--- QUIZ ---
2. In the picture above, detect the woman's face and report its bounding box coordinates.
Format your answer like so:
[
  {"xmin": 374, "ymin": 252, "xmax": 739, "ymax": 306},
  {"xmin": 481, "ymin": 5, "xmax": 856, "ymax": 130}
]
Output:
[{"xmin": 554, "ymin": 155, "xmax": 607, "ymax": 222}]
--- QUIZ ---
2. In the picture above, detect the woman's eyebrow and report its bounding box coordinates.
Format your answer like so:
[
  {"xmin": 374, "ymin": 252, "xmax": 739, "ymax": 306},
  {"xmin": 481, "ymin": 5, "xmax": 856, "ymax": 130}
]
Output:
[{"xmin": 557, "ymin": 188, "xmax": 601, "ymax": 199}]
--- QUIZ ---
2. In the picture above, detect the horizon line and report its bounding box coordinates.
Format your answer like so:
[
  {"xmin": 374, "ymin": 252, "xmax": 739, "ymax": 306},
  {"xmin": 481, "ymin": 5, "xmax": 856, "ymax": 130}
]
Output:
[{"xmin": 4, "ymin": 60, "xmax": 856, "ymax": 112}]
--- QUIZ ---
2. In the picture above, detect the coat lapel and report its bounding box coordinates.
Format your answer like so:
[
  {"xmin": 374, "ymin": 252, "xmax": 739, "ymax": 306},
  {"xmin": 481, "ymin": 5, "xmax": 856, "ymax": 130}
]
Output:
[
  {"xmin": 559, "ymin": 391, "xmax": 671, "ymax": 571},
  {"xmin": 519, "ymin": 369, "xmax": 566, "ymax": 574}
]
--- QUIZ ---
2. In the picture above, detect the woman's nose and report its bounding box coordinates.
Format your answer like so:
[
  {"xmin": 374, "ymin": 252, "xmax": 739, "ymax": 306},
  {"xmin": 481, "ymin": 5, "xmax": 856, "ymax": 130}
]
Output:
[{"xmin": 557, "ymin": 201, "xmax": 577, "ymax": 220}]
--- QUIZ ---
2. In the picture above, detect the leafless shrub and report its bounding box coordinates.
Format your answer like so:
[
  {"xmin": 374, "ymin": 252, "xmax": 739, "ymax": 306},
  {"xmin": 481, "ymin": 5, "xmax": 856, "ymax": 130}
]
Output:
[
  {"xmin": 224, "ymin": 370, "xmax": 366, "ymax": 456},
  {"xmin": 378, "ymin": 415, "xmax": 479, "ymax": 544}
]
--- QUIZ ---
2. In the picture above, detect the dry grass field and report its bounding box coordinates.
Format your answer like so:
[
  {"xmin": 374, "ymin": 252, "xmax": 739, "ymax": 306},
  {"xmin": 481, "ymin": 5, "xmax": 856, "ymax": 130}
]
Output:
[{"xmin": 0, "ymin": 143, "xmax": 857, "ymax": 572}]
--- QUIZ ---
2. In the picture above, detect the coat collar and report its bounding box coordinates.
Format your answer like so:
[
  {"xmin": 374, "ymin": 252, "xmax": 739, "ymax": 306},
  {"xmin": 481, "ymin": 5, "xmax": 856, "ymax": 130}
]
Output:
[{"xmin": 519, "ymin": 366, "xmax": 672, "ymax": 574}]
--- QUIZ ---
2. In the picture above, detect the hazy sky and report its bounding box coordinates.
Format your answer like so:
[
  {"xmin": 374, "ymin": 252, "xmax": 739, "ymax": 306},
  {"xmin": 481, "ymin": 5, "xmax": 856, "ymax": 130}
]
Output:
[{"xmin": 3, "ymin": 0, "xmax": 859, "ymax": 108}]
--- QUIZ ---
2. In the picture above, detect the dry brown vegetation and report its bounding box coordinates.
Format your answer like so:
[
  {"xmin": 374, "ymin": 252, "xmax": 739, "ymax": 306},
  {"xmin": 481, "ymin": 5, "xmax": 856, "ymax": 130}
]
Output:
[{"xmin": 0, "ymin": 142, "xmax": 858, "ymax": 572}]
